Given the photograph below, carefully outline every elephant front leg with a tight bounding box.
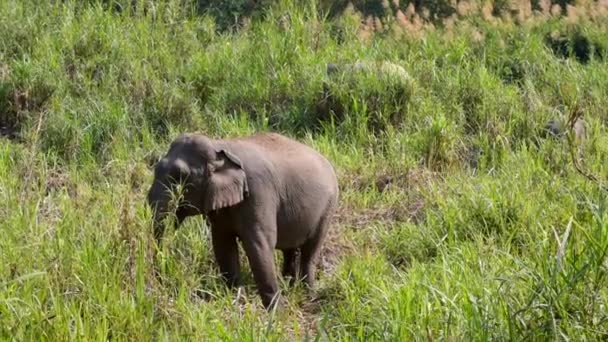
[241,233,280,310]
[211,227,241,288]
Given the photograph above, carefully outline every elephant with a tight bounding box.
[147,132,339,309]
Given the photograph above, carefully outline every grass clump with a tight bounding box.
[1,0,608,340]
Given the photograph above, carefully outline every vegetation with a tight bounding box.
[1,0,608,339]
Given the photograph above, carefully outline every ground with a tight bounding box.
[1,0,608,340]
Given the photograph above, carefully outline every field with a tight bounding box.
[1,0,608,340]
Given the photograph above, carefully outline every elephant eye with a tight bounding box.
[154,159,170,177]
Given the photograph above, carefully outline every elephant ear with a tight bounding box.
[204,149,249,212]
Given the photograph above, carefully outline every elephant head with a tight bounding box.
[146,134,249,243]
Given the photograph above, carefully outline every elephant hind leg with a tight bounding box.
[281,248,300,286]
[299,209,333,289]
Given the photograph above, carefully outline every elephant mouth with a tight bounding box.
[153,201,200,219]
[176,203,201,216]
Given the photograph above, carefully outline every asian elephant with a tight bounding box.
[147,132,339,309]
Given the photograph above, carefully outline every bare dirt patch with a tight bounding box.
[337,167,439,228]
[343,167,438,193]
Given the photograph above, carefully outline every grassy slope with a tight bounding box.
[1,0,608,340]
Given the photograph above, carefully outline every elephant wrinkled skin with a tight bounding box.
[147,132,339,309]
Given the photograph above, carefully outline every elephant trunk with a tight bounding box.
[147,181,170,244]
[148,180,190,245]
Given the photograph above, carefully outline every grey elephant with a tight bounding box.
[147,132,339,309]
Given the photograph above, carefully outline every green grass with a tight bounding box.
[1,0,608,340]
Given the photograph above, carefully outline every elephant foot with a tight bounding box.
[260,290,283,311]
[222,274,241,288]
